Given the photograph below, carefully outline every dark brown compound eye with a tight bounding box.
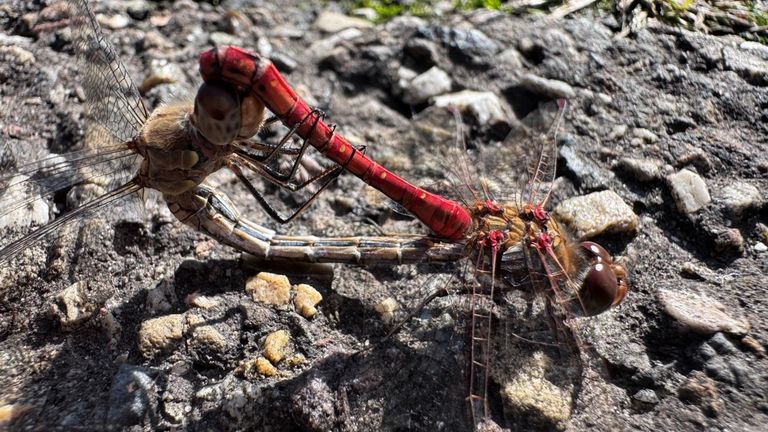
[576,241,629,316]
[194,82,241,146]
[579,260,620,316]
[581,241,613,263]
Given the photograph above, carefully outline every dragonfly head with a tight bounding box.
[572,241,628,316]
[193,81,265,145]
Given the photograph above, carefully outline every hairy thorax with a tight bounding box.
[131,102,234,196]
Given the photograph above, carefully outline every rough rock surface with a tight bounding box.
[1,1,767,432]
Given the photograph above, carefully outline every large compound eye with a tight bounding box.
[581,241,612,262]
[238,93,265,139]
[194,82,241,145]
[580,260,620,316]
[577,241,629,316]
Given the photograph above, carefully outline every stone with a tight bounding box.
[678,371,722,416]
[246,272,291,306]
[293,284,322,318]
[291,378,337,431]
[255,357,277,377]
[97,14,130,30]
[0,46,35,65]
[723,47,768,85]
[401,66,452,105]
[614,157,663,182]
[439,26,499,65]
[659,288,750,336]
[497,48,523,69]
[190,325,227,352]
[51,281,96,328]
[126,1,151,21]
[185,293,219,309]
[666,169,711,214]
[632,128,659,143]
[145,280,177,314]
[138,59,185,94]
[606,124,628,141]
[632,389,660,411]
[0,174,49,229]
[314,11,372,33]
[501,352,572,427]
[433,90,511,127]
[209,31,243,47]
[137,314,185,358]
[263,330,290,364]
[107,365,158,427]
[553,190,639,239]
[374,297,398,325]
[718,182,762,217]
[519,74,575,99]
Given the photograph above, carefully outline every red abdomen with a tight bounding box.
[200,46,471,240]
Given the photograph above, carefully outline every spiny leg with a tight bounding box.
[227,160,343,224]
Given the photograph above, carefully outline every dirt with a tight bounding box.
[1,1,767,431]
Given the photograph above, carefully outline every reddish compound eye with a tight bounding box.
[194,82,241,145]
[577,242,629,316]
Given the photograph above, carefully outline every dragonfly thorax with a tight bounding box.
[135,102,234,196]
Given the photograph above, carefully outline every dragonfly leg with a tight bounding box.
[227,160,343,224]
[237,107,354,188]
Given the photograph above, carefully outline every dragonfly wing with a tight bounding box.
[0,1,149,263]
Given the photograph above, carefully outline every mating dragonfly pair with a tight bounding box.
[0,0,629,430]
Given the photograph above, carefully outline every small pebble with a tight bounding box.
[51,281,95,328]
[432,90,511,127]
[137,314,185,358]
[519,74,575,99]
[255,357,278,377]
[712,228,744,254]
[286,354,306,367]
[659,289,750,336]
[190,325,227,352]
[614,157,662,182]
[107,365,157,425]
[755,242,768,253]
[97,14,130,30]
[263,330,290,364]
[270,52,298,73]
[314,11,372,33]
[666,169,711,214]
[632,128,659,143]
[497,47,523,69]
[185,293,219,309]
[606,124,628,141]
[0,46,36,65]
[718,182,762,217]
[293,284,322,318]
[126,0,151,21]
[501,352,572,427]
[553,190,639,239]
[0,174,49,229]
[678,371,722,416]
[374,297,399,325]
[401,66,452,105]
[246,272,292,306]
[632,389,660,411]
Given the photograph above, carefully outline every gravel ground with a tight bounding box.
[1,1,768,431]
